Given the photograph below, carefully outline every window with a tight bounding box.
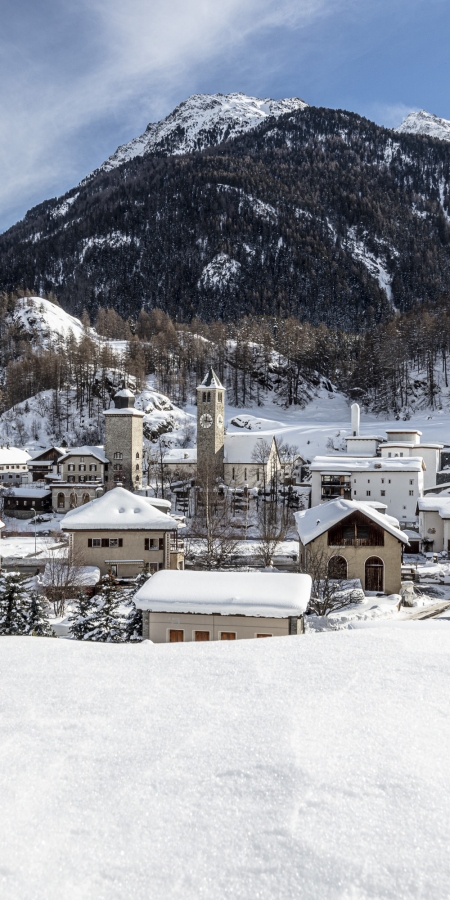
[202,392,206,402]
[82,493,90,505]
[400,452,403,457]
[381,490,386,496]
[328,556,347,579]
[353,490,356,495]
[79,464,86,471]
[114,474,122,482]
[136,464,139,471]
[367,479,370,483]
[79,457,84,462]
[207,391,211,402]
[232,467,235,480]
[57,493,65,509]
[218,392,222,402]
[244,468,247,481]
[403,506,407,510]
[108,538,123,548]
[79,476,86,483]
[145,538,158,550]
[381,478,385,484]
[366,490,371,496]
[113,464,122,471]
[89,464,97,472]
[93,538,101,547]
[169,630,184,642]
[388,452,391,458]
[114,452,123,460]
[409,490,414,496]
[388,479,391,484]
[195,632,210,641]
[256,634,272,638]
[256,469,260,482]
[409,479,413,485]
[68,475,75,483]
[159,538,164,550]
[354,479,356,483]
[136,452,140,459]
[68,464,75,471]
[220,633,236,640]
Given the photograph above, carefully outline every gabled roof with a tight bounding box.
[417,495,450,518]
[134,570,311,616]
[60,486,179,531]
[115,388,135,398]
[295,499,409,545]
[0,447,31,464]
[58,446,108,464]
[224,433,278,465]
[199,367,224,389]
[28,446,65,462]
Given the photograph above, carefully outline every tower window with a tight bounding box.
[136,452,140,459]
[136,464,139,471]
[114,452,123,460]
[207,391,211,402]
[202,392,206,402]
[218,392,222,402]
[232,467,235,480]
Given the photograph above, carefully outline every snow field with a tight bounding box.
[1,626,450,899]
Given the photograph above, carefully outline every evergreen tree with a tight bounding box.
[68,592,96,641]
[0,573,29,636]
[124,572,149,642]
[79,574,127,643]
[26,592,54,637]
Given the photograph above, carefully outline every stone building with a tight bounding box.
[196,370,225,479]
[104,389,144,491]
[295,498,409,594]
[61,486,184,577]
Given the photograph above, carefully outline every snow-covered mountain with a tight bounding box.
[396,109,450,142]
[85,92,308,180]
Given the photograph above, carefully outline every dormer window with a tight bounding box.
[80,457,85,462]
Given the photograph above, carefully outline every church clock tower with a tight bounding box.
[196,368,225,479]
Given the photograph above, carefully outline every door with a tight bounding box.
[169,630,184,642]
[365,557,384,591]
[220,632,236,640]
[194,631,210,641]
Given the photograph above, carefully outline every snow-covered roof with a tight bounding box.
[417,496,450,517]
[60,486,179,531]
[115,388,135,398]
[385,429,422,435]
[346,435,385,441]
[0,447,31,465]
[358,500,387,511]
[224,433,277,464]
[139,494,172,511]
[309,455,425,472]
[382,441,443,449]
[59,446,108,464]
[6,488,51,499]
[295,499,409,545]
[199,368,224,389]
[134,570,311,617]
[103,407,144,418]
[28,446,65,462]
[162,449,197,464]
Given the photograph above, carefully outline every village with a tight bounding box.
[1,367,450,642]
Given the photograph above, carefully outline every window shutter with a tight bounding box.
[159,537,164,550]
[118,538,123,548]
[88,539,92,547]
[101,538,109,548]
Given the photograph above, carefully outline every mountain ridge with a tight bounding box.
[396,109,450,142]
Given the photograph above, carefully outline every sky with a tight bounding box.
[0,0,449,233]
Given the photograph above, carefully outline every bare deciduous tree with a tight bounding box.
[301,544,362,616]
[187,474,240,570]
[44,544,87,617]
[254,501,287,567]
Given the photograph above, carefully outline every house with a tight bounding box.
[27,446,65,483]
[379,431,443,491]
[0,447,31,485]
[310,456,424,522]
[223,433,281,488]
[295,498,409,594]
[58,446,108,483]
[61,486,184,577]
[3,487,52,519]
[417,495,450,553]
[134,570,311,642]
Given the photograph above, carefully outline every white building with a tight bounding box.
[417,495,450,553]
[0,447,31,485]
[379,431,443,491]
[310,456,424,522]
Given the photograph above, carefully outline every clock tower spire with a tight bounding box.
[196,368,225,479]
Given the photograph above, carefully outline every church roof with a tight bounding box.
[199,367,224,389]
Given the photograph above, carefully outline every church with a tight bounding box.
[166,368,281,488]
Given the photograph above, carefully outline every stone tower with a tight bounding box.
[104,388,144,491]
[196,368,225,480]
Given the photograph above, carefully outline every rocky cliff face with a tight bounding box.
[396,109,450,142]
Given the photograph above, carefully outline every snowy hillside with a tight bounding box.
[85,92,308,179]
[396,109,450,142]
[10,296,87,347]
[1,626,450,898]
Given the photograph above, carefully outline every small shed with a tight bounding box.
[134,570,311,642]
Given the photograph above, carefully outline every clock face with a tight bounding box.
[200,413,213,429]
[217,414,224,427]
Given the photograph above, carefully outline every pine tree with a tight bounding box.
[81,575,127,643]
[124,572,148,642]
[26,592,54,637]
[0,573,29,636]
[68,592,96,641]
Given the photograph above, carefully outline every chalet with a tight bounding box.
[295,498,409,594]
[27,446,65,483]
[134,570,311,642]
[61,486,184,577]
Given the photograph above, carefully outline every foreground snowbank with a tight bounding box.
[1,626,449,898]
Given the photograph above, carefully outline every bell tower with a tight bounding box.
[196,368,225,480]
[104,388,144,491]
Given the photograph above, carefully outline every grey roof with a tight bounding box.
[199,367,224,389]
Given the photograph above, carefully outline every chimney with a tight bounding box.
[351,403,360,437]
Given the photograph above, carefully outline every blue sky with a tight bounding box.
[0,0,448,233]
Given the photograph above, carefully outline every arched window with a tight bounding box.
[69,492,77,509]
[365,556,384,592]
[328,556,347,580]
[136,464,139,471]
[136,452,140,459]
[57,492,65,510]
[82,493,90,505]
